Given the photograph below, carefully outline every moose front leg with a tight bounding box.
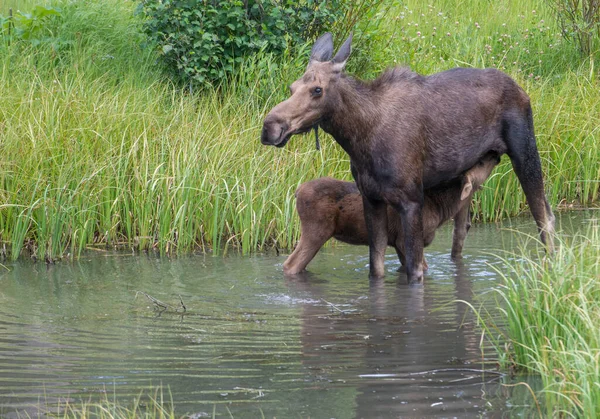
[362,196,388,279]
[395,246,429,272]
[394,197,425,283]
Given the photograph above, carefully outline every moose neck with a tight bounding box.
[320,76,378,157]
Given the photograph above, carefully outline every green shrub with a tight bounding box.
[545,0,600,56]
[137,0,344,87]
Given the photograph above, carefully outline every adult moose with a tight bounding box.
[261,33,555,283]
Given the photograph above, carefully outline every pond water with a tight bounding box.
[0,211,596,418]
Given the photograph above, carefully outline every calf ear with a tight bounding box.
[331,32,353,72]
[460,181,473,201]
[310,33,334,63]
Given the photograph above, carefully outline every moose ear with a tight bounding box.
[331,32,353,72]
[310,33,334,62]
[460,180,473,201]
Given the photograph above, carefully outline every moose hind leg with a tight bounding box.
[283,225,334,275]
[505,110,555,251]
[451,204,471,259]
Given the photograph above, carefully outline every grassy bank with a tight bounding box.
[479,222,600,417]
[0,0,598,261]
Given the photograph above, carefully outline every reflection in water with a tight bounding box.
[0,211,594,417]
[287,259,504,418]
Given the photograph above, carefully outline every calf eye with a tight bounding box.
[312,87,323,97]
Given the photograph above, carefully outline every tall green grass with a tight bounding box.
[0,0,598,260]
[0,0,351,260]
[0,48,343,259]
[478,223,600,417]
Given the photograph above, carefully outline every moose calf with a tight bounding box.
[283,153,499,275]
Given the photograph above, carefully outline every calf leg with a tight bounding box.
[451,204,471,259]
[363,197,388,279]
[283,225,334,275]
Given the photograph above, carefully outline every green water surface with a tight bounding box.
[0,211,596,418]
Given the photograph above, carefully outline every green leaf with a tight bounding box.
[32,5,61,19]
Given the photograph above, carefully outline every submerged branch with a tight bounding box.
[322,299,351,314]
[135,291,187,314]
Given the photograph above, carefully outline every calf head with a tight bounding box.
[460,153,501,200]
[261,33,353,147]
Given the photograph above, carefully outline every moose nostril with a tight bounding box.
[261,117,289,144]
[261,125,271,144]
[261,121,279,144]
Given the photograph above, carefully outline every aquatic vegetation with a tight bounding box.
[480,223,600,417]
[30,387,177,419]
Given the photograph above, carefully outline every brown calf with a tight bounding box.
[283,154,499,275]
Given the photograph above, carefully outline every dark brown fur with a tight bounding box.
[283,154,499,275]
[262,33,555,282]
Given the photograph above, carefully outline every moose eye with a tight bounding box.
[312,87,323,97]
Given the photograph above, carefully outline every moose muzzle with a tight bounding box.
[261,115,291,148]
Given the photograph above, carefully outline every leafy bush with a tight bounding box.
[137,0,344,87]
